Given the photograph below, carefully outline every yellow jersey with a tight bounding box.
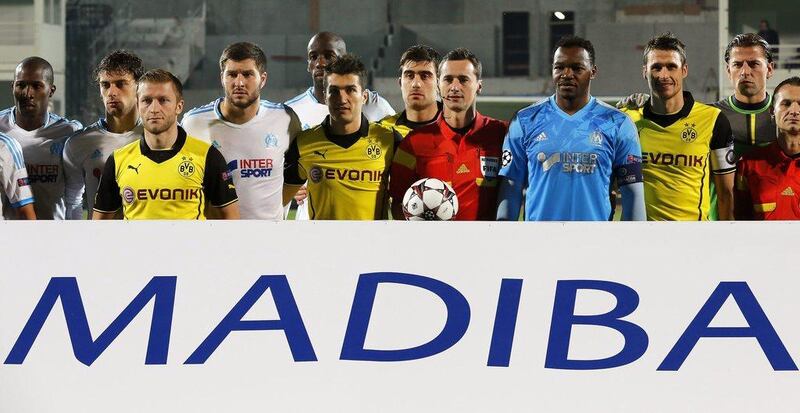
[284,115,400,220]
[623,92,735,220]
[94,127,237,219]
[377,103,442,137]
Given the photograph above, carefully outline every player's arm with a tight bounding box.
[389,131,416,220]
[613,117,646,221]
[710,113,737,220]
[733,161,754,220]
[92,153,122,219]
[0,139,36,220]
[203,146,239,220]
[496,114,527,221]
[62,135,86,220]
[282,136,306,206]
[615,93,650,110]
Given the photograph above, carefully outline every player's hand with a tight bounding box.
[294,185,308,205]
[616,93,650,110]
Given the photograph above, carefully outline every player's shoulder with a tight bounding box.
[295,122,325,145]
[183,99,219,120]
[368,119,398,141]
[690,99,723,118]
[284,88,314,106]
[259,99,287,111]
[514,97,551,120]
[47,113,83,133]
[113,136,141,157]
[0,131,23,155]
[593,99,637,126]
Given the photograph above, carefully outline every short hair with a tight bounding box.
[440,48,482,79]
[93,50,144,83]
[724,33,773,64]
[17,56,54,86]
[138,69,183,99]
[773,76,800,101]
[398,45,441,76]
[554,36,596,66]
[324,53,367,88]
[643,32,687,66]
[219,42,267,72]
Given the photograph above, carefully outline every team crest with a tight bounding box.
[264,134,278,148]
[365,138,382,160]
[588,130,603,146]
[681,123,698,143]
[178,156,195,178]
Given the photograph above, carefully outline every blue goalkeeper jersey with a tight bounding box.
[499,96,643,221]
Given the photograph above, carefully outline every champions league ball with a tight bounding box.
[401,178,459,221]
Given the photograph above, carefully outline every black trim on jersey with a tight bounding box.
[697,153,708,221]
[322,114,370,149]
[710,112,734,150]
[396,102,443,130]
[731,94,771,112]
[203,145,238,207]
[139,126,188,163]
[93,153,122,213]
[643,91,694,128]
[283,138,304,185]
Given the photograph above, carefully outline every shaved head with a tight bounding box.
[16,56,54,86]
[307,31,346,55]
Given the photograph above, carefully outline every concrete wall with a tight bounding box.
[587,22,719,103]
[730,0,800,37]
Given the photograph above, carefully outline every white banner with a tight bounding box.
[1,222,800,412]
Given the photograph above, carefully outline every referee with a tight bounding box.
[93,69,239,220]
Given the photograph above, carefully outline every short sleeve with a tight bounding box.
[612,115,644,186]
[710,113,736,174]
[202,145,238,207]
[283,137,305,185]
[498,113,528,183]
[62,135,86,219]
[0,138,33,208]
[93,153,122,213]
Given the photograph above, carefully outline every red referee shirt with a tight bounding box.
[390,111,508,220]
[735,141,800,220]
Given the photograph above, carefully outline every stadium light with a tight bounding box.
[554,11,566,20]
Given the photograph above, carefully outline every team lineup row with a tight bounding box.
[0,30,797,221]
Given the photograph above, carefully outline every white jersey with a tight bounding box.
[62,119,142,219]
[182,98,301,220]
[285,87,394,220]
[0,133,33,219]
[0,108,82,220]
[285,86,395,130]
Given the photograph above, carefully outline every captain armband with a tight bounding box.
[711,146,737,175]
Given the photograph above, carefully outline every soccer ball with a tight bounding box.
[401,178,459,221]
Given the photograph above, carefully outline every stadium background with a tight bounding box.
[0,0,797,126]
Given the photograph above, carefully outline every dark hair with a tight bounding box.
[219,42,267,72]
[643,32,687,66]
[17,56,54,86]
[773,76,800,101]
[398,45,441,76]
[440,48,482,79]
[94,50,144,83]
[724,33,773,64]
[324,53,367,88]
[138,69,183,99]
[554,35,596,65]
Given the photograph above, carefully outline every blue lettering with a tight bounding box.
[4,276,176,366]
[185,275,316,364]
[545,280,648,370]
[487,278,523,367]
[340,272,470,362]
[659,282,797,371]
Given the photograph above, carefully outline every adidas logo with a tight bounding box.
[534,132,548,142]
[782,187,796,196]
[456,164,470,174]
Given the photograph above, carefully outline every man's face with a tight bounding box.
[773,85,800,135]
[552,47,595,101]
[221,58,266,109]
[325,73,366,125]
[98,71,138,118]
[759,21,768,31]
[644,50,687,101]
[308,37,343,89]
[137,81,183,135]
[727,46,773,99]
[400,60,437,111]
[439,60,481,112]
[13,66,54,118]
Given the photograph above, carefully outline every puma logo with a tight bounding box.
[127,163,142,174]
[313,150,328,159]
